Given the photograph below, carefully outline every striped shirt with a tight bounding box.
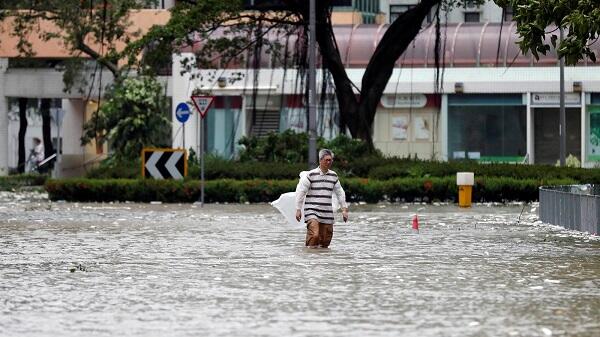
[295,167,348,224]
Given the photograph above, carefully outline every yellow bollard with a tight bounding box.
[456,172,474,208]
[458,185,472,207]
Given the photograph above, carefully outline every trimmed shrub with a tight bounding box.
[45,176,578,203]
[46,178,297,203]
[0,174,49,190]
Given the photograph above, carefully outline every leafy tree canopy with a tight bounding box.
[81,77,171,160]
[496,0,600,64]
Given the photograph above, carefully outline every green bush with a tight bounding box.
[237,131,382,165]
[45,176,577,203]
[188,155,306,180]
[46,178,298,203]
[85,144,600,184]
[0,174,48,190]
[85,157,141,179]
[238,130,322,163]
[369,159,600,183]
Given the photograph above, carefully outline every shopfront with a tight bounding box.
[531,93,582,165]
[204,96,243,159]
[447,94,527,162]
[587,93,600,164]
[373,94,440,158]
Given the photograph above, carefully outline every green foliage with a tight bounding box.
[238,130,322,163]
[188,154,306,180]
[45,176,577,203]
[237,131,381,165]
[495,0,600,64]
[324,134,381,168]
[88,143,600,183]
[2,0,160,85]
[81,77,171,161]
[46,178,297,203]
[85,156,141,179]
[369,158,600,183]
[0,174,48,190]
[126,0,250,73]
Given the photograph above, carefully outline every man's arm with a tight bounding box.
[333,181,349,222]
[295,175,310,221]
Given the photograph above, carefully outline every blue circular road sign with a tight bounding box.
[175,102,191,123]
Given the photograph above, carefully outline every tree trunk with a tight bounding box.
[40,98,54,172]
[358,0,440,133]
[305,0,440,150]
[17,98,28,173]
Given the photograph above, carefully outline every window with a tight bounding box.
[464,12,480,23]
[390,5,415,22]
[448,97,527,162]
[390,4,434,25]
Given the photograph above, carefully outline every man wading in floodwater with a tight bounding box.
[295,149,349,248]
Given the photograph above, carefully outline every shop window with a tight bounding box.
[390,5,415,22]
[588,106,600,161]
[390,4,433,25]
[464,12,480,23]
[448,105,527,162]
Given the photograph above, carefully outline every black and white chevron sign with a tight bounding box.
[142,149,187,179]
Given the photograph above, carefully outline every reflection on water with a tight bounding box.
[1,193,599,337]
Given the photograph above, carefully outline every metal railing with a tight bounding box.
[539,185,600,235]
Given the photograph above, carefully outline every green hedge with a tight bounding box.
[85,154,600,183]
[45,177,577,203]
[45,178,297,203]
[368,159,600,182]
[0,174,49,190]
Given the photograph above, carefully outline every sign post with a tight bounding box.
[191,95,214,207]
[51,108,65,178]
[175,102,192,150]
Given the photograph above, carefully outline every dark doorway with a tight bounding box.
[534,108,581,164]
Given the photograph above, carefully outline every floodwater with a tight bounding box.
[1,192,599,337]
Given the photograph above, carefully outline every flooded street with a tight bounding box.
[1,192,599,337]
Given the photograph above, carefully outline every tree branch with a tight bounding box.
[360,0,440,126]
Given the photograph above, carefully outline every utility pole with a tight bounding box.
[308,0,317,168]
[559,27,566,167]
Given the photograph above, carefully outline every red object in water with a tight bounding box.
[412,214,419,231]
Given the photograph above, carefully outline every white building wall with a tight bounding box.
[59,99,86,177]
[385,0,504,24]
[0,58,8,176]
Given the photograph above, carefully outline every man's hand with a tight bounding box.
[342,208,349,222]
[295,209,302,222]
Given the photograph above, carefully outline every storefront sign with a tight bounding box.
[531,93,581,106]
[381,94,427,108]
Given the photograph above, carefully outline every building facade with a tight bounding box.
[172,23,600,166]
[2,5,600,176]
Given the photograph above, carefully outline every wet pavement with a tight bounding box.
[1,191,599,337]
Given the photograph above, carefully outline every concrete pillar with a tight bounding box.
[0,58,8,176]
[60,99,85,177]
[440,94,448,161]
[526,92,534,164]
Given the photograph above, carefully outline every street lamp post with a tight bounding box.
[559,27,566,167]
[308,0,317,168]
